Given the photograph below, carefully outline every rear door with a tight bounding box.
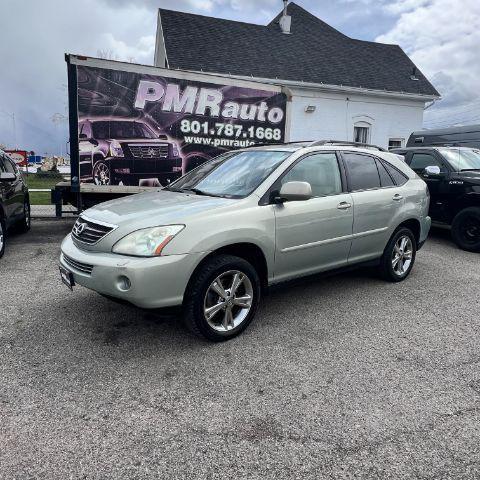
[341,152,404,263]
[273,151,354,282]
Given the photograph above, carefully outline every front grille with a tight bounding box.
[72,217,114,245]
[63,254,94,275]
[128,144,169,159]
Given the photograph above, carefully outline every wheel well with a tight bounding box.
[397,219,421,244]
[191,243,269,290]
[93,154,106,163]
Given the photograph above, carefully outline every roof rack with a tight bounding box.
[244,140,387,151]
[307,140,387,152]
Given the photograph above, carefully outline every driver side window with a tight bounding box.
[281,153,342,197]
[410,153,445,173]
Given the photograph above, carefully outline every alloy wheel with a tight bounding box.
[94,163,110,185]
[24,202,30,228]
[392,235,413,276]
[203,270,254,332]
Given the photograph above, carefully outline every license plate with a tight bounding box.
[59,265,74,290]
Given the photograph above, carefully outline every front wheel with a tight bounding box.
[93,160,112,186]
[379,227,417,282]
[183,254,261,341]
[451,207,480,252]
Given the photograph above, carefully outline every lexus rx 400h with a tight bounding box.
[60,143,431,341]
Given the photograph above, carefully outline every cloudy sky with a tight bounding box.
[0,0,478,155]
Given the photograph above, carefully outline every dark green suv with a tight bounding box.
[0,150,30,258]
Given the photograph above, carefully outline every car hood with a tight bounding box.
[110,138,168,144]
[82,190,238,229]
[457,170,480,183]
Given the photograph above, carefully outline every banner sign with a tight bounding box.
[75,65,287,187]
[5,150,28,167]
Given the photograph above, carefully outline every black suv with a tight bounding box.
[0,150,30,258]
[392,146,480,252]
[78,118,183,186]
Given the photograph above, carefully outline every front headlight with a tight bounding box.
[172,143,180,157]
[112,225,185,257]
[110,140,124,157]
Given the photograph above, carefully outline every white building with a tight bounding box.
[154,2,439,149]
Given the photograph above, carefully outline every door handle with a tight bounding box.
[337,201,352,210]
[393,194,403,201]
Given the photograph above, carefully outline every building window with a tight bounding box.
[354,126,370,144]
[388,138,404,150]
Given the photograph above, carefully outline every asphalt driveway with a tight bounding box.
[1,219,479,479]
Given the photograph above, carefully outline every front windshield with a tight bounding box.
[169,150,291,198]
[439,148,480,171]
[92,121,156,140]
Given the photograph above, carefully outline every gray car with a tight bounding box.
[60,143,431,341]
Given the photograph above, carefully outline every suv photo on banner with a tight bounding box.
[75,60,287,187]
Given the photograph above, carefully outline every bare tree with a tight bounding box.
[97,49,118,61]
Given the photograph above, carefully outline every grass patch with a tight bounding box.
[23,172,68,205]
[29,192,52,205]
[24,173,63,190]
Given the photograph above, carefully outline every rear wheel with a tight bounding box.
[379,227,417,282]
[183,254,261,341]
[451,207,480,252]
[0,217,5,259]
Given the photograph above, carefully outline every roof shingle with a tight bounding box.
[159,2,439,97]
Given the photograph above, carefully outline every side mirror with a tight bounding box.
[423,165,442,176]
[278,181,312,202]
[0,172,16,182]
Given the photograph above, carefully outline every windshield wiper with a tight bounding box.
[460,168,480,172]
[182,188,223,197]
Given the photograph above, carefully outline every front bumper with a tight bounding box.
[60,235,205,308]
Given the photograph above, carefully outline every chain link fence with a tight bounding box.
[26,170,77,219]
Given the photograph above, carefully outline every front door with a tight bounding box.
[273,152,354,282]
[407,150,450,222]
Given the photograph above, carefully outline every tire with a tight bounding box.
[0,216,6,259]
[451,207,480,252]
[16,199,31,233]
[183,254,261,342]
[379,227,417,282]
[93,160,112,186]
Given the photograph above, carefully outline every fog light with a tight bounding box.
[116,275,131,292]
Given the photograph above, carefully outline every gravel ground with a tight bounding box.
[1,220,479,479]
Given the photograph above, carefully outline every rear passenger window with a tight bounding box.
[383,162,408,186]
[343,153,380,191]
[376,160,394,187]
[3,157,16,174]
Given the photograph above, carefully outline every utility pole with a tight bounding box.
[0,110,17,148]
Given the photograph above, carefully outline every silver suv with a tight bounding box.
[60,142,431,341]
